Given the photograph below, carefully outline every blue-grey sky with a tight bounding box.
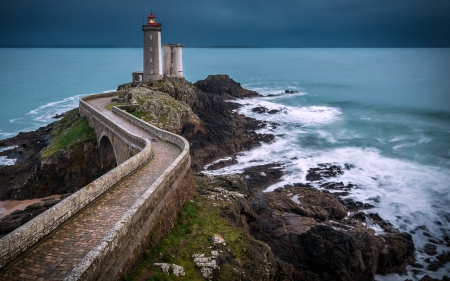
[1,0,449,47]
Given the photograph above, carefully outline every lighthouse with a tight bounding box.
[142,13,163,81]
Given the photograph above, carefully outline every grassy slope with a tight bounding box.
[41,110,96,158]
[124,182,255,281]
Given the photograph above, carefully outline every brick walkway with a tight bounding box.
[0,96,181,281]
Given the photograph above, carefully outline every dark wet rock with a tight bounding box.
[306,164,344,181]
[225,101,242,110]
[252,106,269,114]
[367,196,381,203]
[320,181,356,192]
[193,74,261,99]
[406,276,450,281]
[252,106,284,115]
[267,109,281,114]
[367,213,400,233]
[423,243,437,256]
[295,225,377,281]
[428,238,441,245]
[267,185,347,221]
[266,90,299,97]
[344,163,356,170]
[257,133,275,143]
[241,164,284,191]
[257,121,279,130]
[341,198,375,211]
[426,251,450,271]
[332,191,351,196]
[320,181,346,190]
[207,157,238,170]
[411,262,425,268]
[221,197,257,231]
[376,232,415,274]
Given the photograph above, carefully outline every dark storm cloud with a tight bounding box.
[0,0,449,47]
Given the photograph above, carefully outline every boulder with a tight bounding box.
[194,74,261,99]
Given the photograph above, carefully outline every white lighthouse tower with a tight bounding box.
[142,13,163,81]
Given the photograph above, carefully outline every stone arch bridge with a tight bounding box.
[0,91,195,281]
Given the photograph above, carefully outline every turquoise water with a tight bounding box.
[0,48,449,279]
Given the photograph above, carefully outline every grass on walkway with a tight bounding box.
[106,102,127,111]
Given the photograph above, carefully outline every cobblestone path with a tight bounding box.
[0,96,181,281]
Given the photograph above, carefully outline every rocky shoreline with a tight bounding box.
[0,75,449,280]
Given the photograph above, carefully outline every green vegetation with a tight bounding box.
[158,114,168,124]
[106,102,127,111]
[131,111,147,120]
[41,110,96,159]
[123,184,250,281]
[154,81,165,89]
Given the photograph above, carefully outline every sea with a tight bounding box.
[0,48,449,280]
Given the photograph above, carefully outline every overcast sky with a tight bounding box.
[1,0,449,47]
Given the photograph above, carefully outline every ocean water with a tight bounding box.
[1,48,450,279]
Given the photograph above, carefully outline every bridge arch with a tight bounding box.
[98,134,117,170]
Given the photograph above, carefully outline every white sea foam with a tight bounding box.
[0,146,17,166]
[291,194,302,204]
[234,98,342,127]
[26,93,86,122]
[203,156,233,170]
[0,146,17,153]
[244,85,307,97]
[0,156,16,166]
[2,90,115,139]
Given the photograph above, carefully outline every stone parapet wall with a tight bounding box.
[79,92,147,164]
[0,92,152,270]
[112,106,187,149]
[65,105,193,280]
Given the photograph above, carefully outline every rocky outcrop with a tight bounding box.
[117,76,274,171]
[116,87,204,135]
[193,74,261,99]
[198,163,416,281]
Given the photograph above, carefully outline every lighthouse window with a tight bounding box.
[150,58,153,63]
[150,35,152,40]
[150,47,153,51]
[151,70,153,74]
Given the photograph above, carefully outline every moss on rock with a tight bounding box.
[117,86,204,135]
